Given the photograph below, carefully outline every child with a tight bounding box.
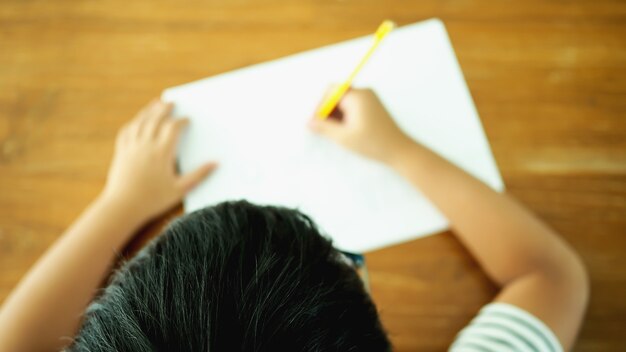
[0,91,588,351]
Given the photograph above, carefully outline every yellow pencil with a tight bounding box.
[316,20,396,119]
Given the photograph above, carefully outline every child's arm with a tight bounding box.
[310,88,589,350]
[0,100,216,352]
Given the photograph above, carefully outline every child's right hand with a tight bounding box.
[309,88,413,165]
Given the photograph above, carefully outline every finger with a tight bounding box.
[119,116,142,145]
[135,98,160,123]
[337,88,363,108]
[334,88,370,121]
[308,116,343,139]
[160,117,189,147]
[115,123,131,148]
[127,99,159,137]
[136,99,165,136]
[176,162,218,194]
[144,102,173,138]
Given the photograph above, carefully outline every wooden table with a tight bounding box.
[1,1,624,350]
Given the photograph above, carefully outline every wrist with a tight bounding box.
[95,192,150,228]
[384,135,420,169]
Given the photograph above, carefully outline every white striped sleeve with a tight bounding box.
[449,303,563,352]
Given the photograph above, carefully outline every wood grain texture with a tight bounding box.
[1,0,625,350]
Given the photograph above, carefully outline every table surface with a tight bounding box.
[1,0,625,350]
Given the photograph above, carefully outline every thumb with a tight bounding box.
[177,162,218,194]
[308,116,344,140]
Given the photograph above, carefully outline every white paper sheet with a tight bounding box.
[162,18,504,253]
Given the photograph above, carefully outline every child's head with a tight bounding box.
[68,200,390,351]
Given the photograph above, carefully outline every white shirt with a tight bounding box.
[449,303,563,352]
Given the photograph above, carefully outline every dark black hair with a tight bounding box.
[67,200,391,351]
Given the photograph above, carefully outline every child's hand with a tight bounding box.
[101,99,217,222]
[309,88,413,164]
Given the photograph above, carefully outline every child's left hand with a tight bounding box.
[101,99,217,222]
